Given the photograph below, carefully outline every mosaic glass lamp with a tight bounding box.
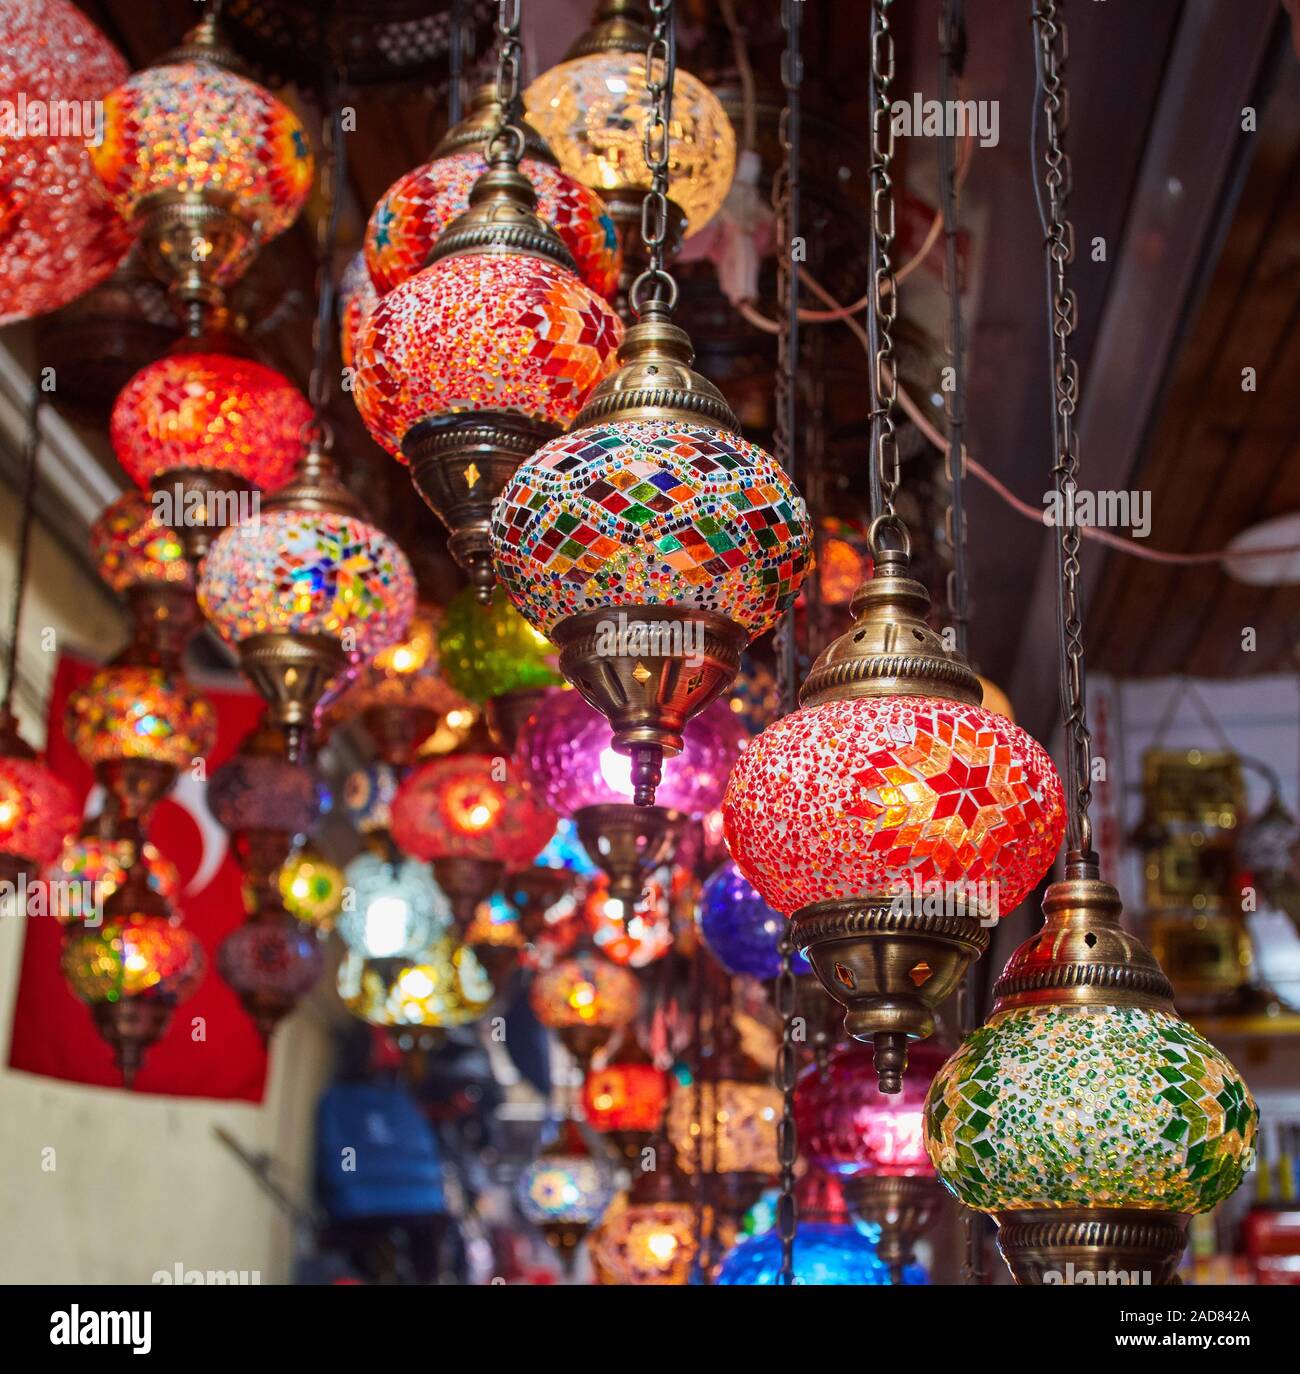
[523,0,735,307]
[530,948,640,1069]
[723,547,1065,1091]
[45,831,180,919]
[90,490,195,654]
[89,13,312,310]
[516,1117,616,1269]
[110,346,312,562]
[337,935,494,1030]
[0,711,79,889]
[923,868,1258,1285]
[391,751,556,927]
[587,1170,701,1286]
[198,437,416,760]
[584,869,674,968]
[365,83,620,301]
[352,134,622,598]
[338,847,452,961]
[324,605,469,766]
[280,846,345,929]
[218,910,324,1041]
[698,859,811,982]
[490,298,810,810]
[796,1039,947,1281]
[581,1037,668,1163]
[338,251,378,371]
[339,762,403,836]
[714,1222,892,1287]
[61,862,205,1086]
[0,0,132,325]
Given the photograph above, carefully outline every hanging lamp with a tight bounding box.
[516,1116,616,1270]
[530,945,641,1070]
[721,0,1063,1092]
[492,0,809,808]
[922,0,1257,1286]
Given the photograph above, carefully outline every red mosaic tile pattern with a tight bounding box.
[111,352,312,491]
[0,0,132,323]
[365,150,621,300]
[722,695,1065,916]
[490,420,811,636]
[0,756,78,867]
[353,252,621,458]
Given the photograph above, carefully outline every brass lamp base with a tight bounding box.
[95,758,177,826]
[138,191,257,311]
[844,1173,945,1283]
[404,412,559,602]
[91,999,174,1089]
[152,467,252,565]
[554,607,747,806]
[574,802,681,906]
[557,1022,615,1070]
[433,855,505,930]
[791,895,990,1093]
[510,866,573,941]
[994,1208,1190,1286]
[124,582,198,667]
[539,1220,589,1272]
[237,632,350,762]
[360,702,441,768]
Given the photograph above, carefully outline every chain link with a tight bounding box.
[867,0,905,555]
[1033,0,1095,862]
[494,0,522,124]
[304,75,345,448]
[629,0,678,316]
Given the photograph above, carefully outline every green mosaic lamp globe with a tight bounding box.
[923,867,1257,1286]
[436,584,563,707]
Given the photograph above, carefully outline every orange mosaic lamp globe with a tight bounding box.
[582,1039,668,1160]
[88,13,312,303]
[722,548,1066,1091]
[0,747,79,887]
[531,949,640,1069]
[0,0,133,325]
[352,136,622,597]
[90,491,192,594]
[65,667,217,774]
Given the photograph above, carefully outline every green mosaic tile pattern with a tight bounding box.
[923,1004,1257,1214]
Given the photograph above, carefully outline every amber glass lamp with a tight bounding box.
[530,947,641,1070]
[581,1034,668,1162]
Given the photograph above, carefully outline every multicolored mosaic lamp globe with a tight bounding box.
[207,749,321,841]
[338,848,452,960]
[339,762,402,836]
[91,490,191,594]
[723,548,1065,1091]
[337,935,494,1030]
[666,1070,780,1186]
[531,948,641,1069]
[0,718,79,888]
[365,83,620,301]
[0,0,132,325]
[714,1222,892,1287]
[923,867,1258,1285]
[218,910,324,1041]
[587,1176,701,1286]
[324,605,468,766]
[352,135,622,597]
[698,860,811,981]
[61,858,205,1086]
[45,832,180,919]
[198,438,416,759]
[279,846,345,929]
[391,751,556,927]
[111,347,314,562]
[524,0,735,302]
[795,1039,947,1280]
[490,298,810,808]
[88,13,312,308]
[516,1118,616,1269]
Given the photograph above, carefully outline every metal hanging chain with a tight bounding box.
[1,385,41,718]
[938,0,985,1287]
[773,0,802,721]
[494,0,524,139]
[305,73,347,450]
[1032,0,1095,864]
[449,0,465,126]
[866,0,906,557]
[630,0,679,317]
[775,937,799,1285]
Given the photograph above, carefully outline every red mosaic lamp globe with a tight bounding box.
[581,1037,668,1162]
[490,300,810,809]
[584,869,674,968]
[110,345,313,563]
[0,713,79,889]
[391,750,557,929]
[365,83,619,302]
[88,13,312,309]
[338,251,378,372]
[197,438,416,760]
[352,136,622,597]
[0,0,133,324]
[722,548,1065,1092]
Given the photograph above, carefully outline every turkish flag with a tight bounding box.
[6,655,270,1100]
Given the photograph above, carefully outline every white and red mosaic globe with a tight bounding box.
[0,0,133,323]
[491,419,811,637]
[723,695,1066,917]
[352,252,622,458]
[365,150,620,300]
[111,352,312,492]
